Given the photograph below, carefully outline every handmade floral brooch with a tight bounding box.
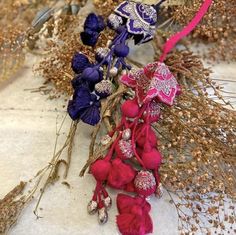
[67,0,166,126]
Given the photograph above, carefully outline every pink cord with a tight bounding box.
[159,0,212,62]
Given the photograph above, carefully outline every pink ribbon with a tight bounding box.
[160,0,212,62]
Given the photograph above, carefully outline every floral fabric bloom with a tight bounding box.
[80,13,105,47]
[120,62,181,106]
[113,1,158,44]
[67,86,101,125]
[71,52,92,74]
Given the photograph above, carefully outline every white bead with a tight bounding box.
[122,128,131,140]
[103,196,112,209]
[110,67,118,77]
[106,40,112,48]
[100,135,112,145]
[121,69,127,75]
[87,200,98,215]
[98,207,108,224]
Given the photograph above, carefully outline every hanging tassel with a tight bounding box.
[107,158,136,189]
[116,194,153,235]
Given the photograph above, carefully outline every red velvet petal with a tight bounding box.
[117,213,145,235]
[144,213,153,234]
[117,194,137,214]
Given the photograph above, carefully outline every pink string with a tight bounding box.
[159,0,212,62]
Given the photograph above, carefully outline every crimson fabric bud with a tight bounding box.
[117,194,137,213]
[80,29,99,47]
[90,159,111,181]
[136,125,157,147]
[107,158,135,189]
[114,43,129,57]
[71,52,91,74]
[141,148,162,170]
[124,180,136,193]
[117,194,151,215]
[134,171,156,197]
[121,99,140,118]
[81,67,100,83]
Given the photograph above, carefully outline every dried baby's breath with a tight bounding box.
[0,182,26,234]
[170,0,236,61]
[152,39,236,233]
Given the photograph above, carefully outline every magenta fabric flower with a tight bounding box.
[120,62,181,106]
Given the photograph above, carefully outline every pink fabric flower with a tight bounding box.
[120,62,181,106]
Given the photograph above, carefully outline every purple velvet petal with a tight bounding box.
[114,43,129,57]
[71,75,84,89]
[71,53,91,74]
[80,29,99,47]
[67,100,80,120]
[68,87,93,120]
[80,103,101,126]
[84,13,105,33]
[81,67,100,83]
[73,86,91,103]
[97,15,105,32]
[84,13,99,31]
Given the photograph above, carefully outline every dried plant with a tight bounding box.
[0,182,26,235]
[151,38,236,233]
[35,4,113,95]
[0,0,59,82]
[169,0,236,61]
[93,0,123,17]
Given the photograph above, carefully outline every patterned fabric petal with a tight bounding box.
[144,63,179,105]
[121,62,179,106]
[114,1,157,44]
[120,74,137,88]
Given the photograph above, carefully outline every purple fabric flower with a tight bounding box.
[71,75,94,91]
[81,13,105,47]
[84,13,105,33]
[81,67,100,83]
[80,94,101,125]
[71,52,92,74]
[71,75,84,90]
[80,29,100,47]
[67,86,101,125]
